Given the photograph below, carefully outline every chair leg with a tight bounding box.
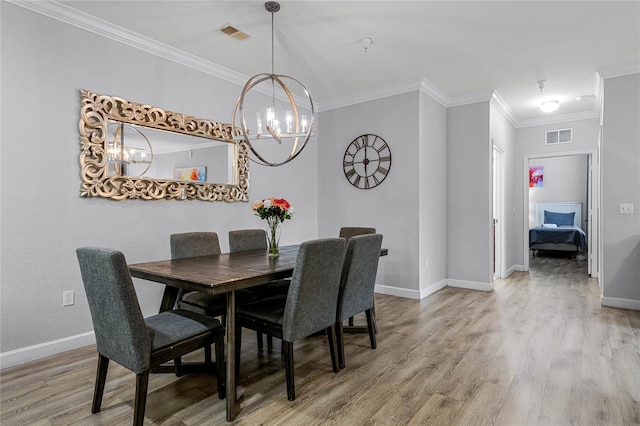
[204,345,212,366]
[365,309,377,349]
[92,354,109,414]
[215,334,226,399]
[283,341,295,401]
[257,332,264,351]
[326,326,339,373]
[335,321,346,369]
[267,334,274,351]
[174,357,183,377]
[372,301,378,333]
[134,370,150,426]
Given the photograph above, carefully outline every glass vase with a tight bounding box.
[267,219,281,258]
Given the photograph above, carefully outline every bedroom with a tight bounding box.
[528,154,591,267]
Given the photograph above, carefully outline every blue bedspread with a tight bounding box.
[529,225,587,251]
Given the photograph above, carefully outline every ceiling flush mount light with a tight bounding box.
[540,100,560,113]
[232,1,315,167]
[538,80,560,113]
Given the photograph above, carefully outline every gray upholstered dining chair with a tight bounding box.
[235,238,346,401]
[338,226,376,241]
[228,228,267,252]
[229,229,291,299]
[170,232,230,375]
[76,247,225,426]
[338,226,377,326]
[172,232,227,318]
[335,234,383,369]
[228,228,288,351]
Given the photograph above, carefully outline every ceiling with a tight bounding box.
[53,1,640,126]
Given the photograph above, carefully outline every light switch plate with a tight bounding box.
[619,203,634,214]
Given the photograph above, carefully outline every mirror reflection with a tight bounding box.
[106,121,233,184]
[79,89,249,202]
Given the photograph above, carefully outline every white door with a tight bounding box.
[493,144,505,279]
[587,153,599,278]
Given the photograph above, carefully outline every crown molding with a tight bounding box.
[10,0,613,126]
[516,110,599,128]
[490,91,518,128]
[8,0,248,88]
[597,62,640,79]
[419,79,450,108]
[448,91,495,108]
[318,80,423,112]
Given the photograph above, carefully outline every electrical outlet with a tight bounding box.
[620,203,635,215]
[63,290,75,307]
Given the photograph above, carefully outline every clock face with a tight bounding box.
[343,134,392,189]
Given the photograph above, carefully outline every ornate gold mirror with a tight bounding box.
[78,89,249,201]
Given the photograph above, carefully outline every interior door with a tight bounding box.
[587,153,599,278]
[493,144,504,279]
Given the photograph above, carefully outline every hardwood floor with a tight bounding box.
[2,254,639,425]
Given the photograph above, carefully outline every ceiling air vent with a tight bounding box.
[546,128,573,145]
[219,24,252,41]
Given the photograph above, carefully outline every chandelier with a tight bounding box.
[232,1,315,167]
[106,122,153,176]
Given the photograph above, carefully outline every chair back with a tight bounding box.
[338,227,376,241]
[76,247,151,373]
[170,232,220,259]
[229,229,267,252]
[337,234,384,321]
[282,238,346,341]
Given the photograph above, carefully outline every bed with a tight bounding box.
[529,202,587,255]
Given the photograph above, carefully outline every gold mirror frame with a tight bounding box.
[78,89,249,201]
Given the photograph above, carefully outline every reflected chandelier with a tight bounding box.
[232,1,315,167]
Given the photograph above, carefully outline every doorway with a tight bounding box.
[523,150,599,278]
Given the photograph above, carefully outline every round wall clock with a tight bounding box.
[343,134,392,189]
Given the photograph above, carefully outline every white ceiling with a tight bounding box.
[52,1,640,125]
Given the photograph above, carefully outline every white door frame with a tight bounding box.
[493,142,505,279]
[523,148,599,278]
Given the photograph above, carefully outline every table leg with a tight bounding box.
[226,290,239,421]
[159,286,179,313]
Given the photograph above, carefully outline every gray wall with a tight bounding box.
[318,92,423,298]
[317,90,448,298]
[419,91,448,294]
[514,118,600,266]
[601,73,640,306]
[0,3,319,365]
[447,102,493,289]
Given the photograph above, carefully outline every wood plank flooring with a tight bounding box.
[2,253,639,425]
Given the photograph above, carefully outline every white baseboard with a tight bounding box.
[506,264,525,276]
[420,279,447,299]
[0,331,95,370]
[447,279,493,292]
[601,296,640,311]
[375,284,422,299]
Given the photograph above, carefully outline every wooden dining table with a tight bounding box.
[129,245,300,421]
[129,243,388,421]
